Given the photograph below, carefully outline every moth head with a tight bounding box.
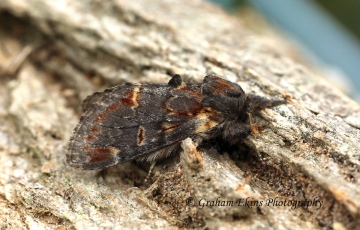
[201,75,246,114]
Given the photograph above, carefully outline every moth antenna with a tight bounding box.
[245,93,286,114]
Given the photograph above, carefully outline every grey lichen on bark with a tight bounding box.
[0,0,359,229]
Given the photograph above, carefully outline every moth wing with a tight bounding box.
[67,82,222,170]
[81,91,106,113]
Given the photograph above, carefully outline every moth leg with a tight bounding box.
[222,121,252,144]
[145,162,156,182]
[189,135,202,146]
[190,127,222,145]
[248,112,259,135]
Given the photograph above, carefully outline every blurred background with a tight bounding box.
[208,0,360,102]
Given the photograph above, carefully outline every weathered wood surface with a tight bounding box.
[0,0,359,229]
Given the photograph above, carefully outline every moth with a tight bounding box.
[67,75,286,170]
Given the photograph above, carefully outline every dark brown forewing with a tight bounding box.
[67,82,222,170]
[81,91,109,112]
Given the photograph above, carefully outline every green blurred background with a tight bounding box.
[313,0,360,41]
[209,0,360,101]
[212,0,360,41]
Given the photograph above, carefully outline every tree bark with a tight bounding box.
[0,0,359,229]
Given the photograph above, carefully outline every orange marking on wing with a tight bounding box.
[89,155,112,163]
[86,147,119,163]
[195,120,218,133]
[194,107,221,133]
[86,135,96,141]
[137,126,145,145]
[91,125,100,133]
[84,145,119,155]
[121,98,133,107]
[162,124,179,133]
[106,102,122,112]
[94,112,107,122]
[91,147,119,154]
[121,87,140,108]
[211,78,238,94]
